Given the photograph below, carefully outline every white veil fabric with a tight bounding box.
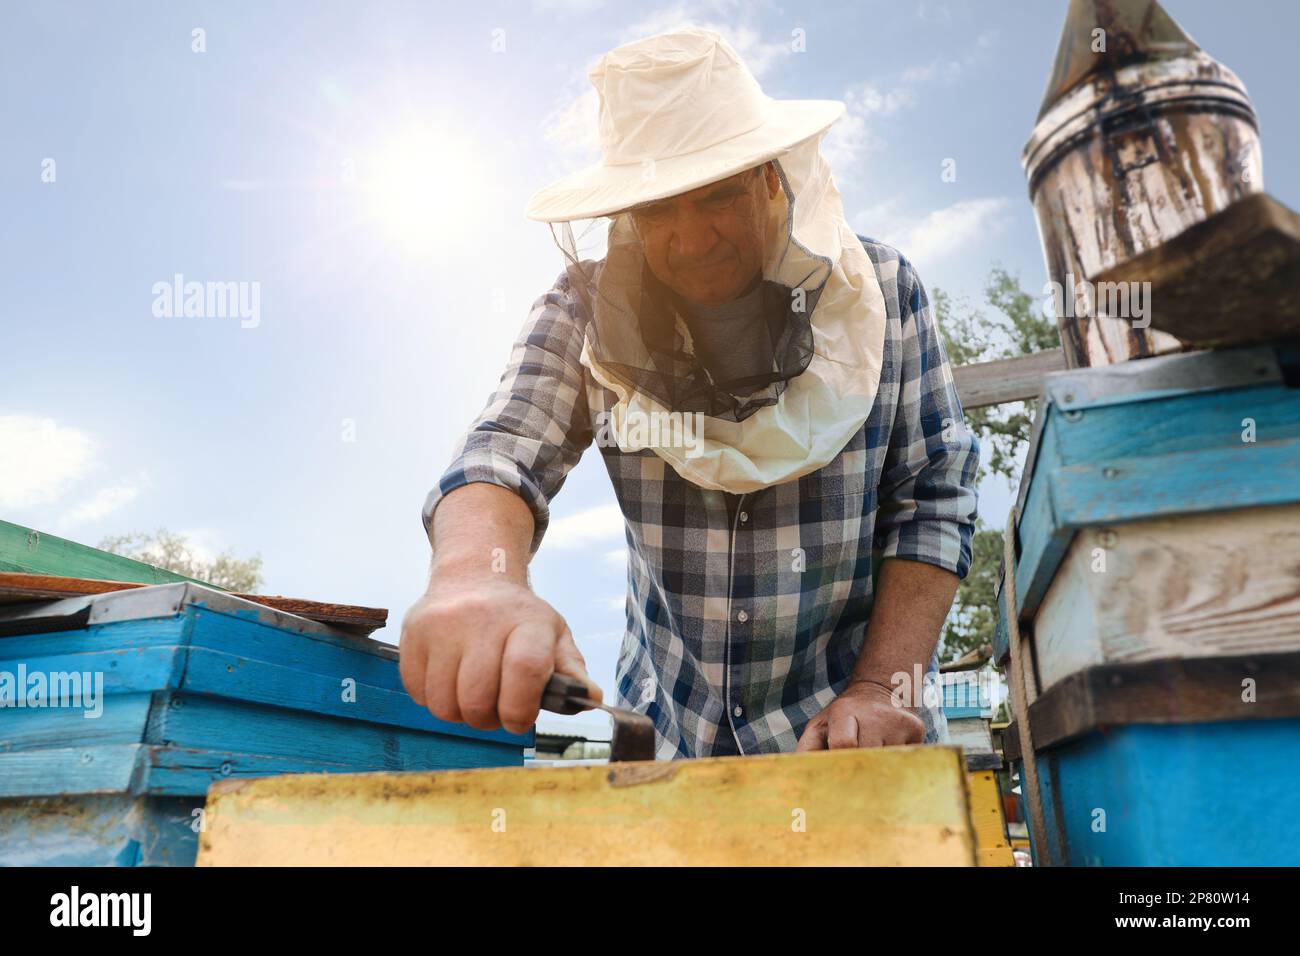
[554,130,887,494]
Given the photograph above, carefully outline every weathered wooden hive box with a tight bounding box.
[938,670,1011,866]
[0,584,530,866]
[995,341,1300,865]
[195,746,979,866]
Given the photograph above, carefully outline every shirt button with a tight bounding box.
[739,511,749,523]
[733,705,744,718]
[736,609,748,623]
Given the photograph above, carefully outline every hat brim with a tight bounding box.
[524,99,846,223]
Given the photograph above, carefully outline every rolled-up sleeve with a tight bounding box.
[872,255,980,578]
[422,270,593,557]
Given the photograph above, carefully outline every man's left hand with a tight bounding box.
[795,679,925,751]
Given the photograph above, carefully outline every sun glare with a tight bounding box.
[360,128,484,253]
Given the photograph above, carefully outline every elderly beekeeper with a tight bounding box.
[400,27,980,758]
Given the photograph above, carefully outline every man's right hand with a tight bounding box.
[399,573,601,736]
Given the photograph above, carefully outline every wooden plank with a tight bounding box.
[228,596,386,635]
[993,577,1010,666]
[0,572,387,636]
[184,605,403,680]
[197,747,978,866]
[1031,537,1102,690]
[1004,650,1300,759]
[179,648,529,745]
[0,742,392,799]
[1049,437,1300,526]
[153,693,524,773]
[1002,720,1021,764]
[953,349,1066,410]
[1032,652,1300,751]
[0,521,214,587]
[0,646,184,698]
[1006,352,1299,625]
[1034,505,1300,692]
[1089,193,1300,349]
[1010,381,1300,621]
[1,633,525,749]
[1008,447,1073,622]
[966,770,1013,867]
[0,596,529,752]
[0,743,141,797]
[0,678,523,771]
[0,618,185,663]
[948,716,1001,771]
[143,746,393,796]
[1044,380,1300,461]
[0,692,153,753]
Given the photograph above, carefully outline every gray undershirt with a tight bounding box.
[682,282,774,392]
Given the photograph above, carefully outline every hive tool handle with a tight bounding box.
[539,672,655,762]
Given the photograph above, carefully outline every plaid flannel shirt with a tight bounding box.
[423,237,980,758]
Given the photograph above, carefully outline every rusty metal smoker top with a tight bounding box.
[1022,0,1263,368]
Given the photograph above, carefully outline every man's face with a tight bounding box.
[627,162,781,307]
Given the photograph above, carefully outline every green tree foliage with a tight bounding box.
[932,267,1058,662]
[98,529,264,593]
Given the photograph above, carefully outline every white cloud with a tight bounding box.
[821,81,915,174]
[823,34,997,179]
[621,3,790,78]
[899,61,963,85]
[851,197,907,239]
[542,87,602,160]
[174,527,228,566]
[915,2,953,22]
[0,414,95,509]
[57,479,143,530]
[878,198,1012,267]
[544,503,625,549]
[819,113,868,176]
[845,82,915,118]
[603,547,627,569]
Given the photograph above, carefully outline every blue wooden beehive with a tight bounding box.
[996,341,1300,866]
[0,583,530,865]
[941,671,996,720]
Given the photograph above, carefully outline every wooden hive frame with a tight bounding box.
[196,747,981,867]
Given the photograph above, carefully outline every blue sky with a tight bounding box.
[4,1,1298,736]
